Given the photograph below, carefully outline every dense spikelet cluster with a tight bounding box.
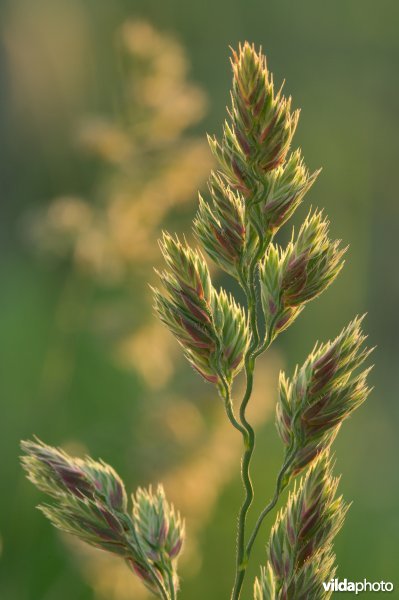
[128,485,185,594]
[260,211,346,337]
[254,453,347,599]
[153,233,250,385]
[21,440,184,599]
[276,318,372,476]
[198,43,320,284]
[194,173,246,278]
[248,150,319,235]
[21,439,127,510]
[209,42,299,196]
[133,485,185,562]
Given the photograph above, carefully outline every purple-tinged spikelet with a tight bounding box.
[254,453,346,599]
[21,440,184,599]
[153,233,250,386]
[194,172,246,279]
[210,43,299,191]
[260,210,346,339]
[276,317,373,477]
[132,484,185,565]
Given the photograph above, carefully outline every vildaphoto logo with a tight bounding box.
[323,579,394,594]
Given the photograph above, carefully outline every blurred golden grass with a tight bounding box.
[25,17,210,283]
[24,18,212,395]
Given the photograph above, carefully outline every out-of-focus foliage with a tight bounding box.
[24,17,213,390]
[27,18,210,283]
[1,1,399,599]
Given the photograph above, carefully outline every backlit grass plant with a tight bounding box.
[22,42,372,599]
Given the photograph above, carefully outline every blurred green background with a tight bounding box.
[1,1,399,598]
